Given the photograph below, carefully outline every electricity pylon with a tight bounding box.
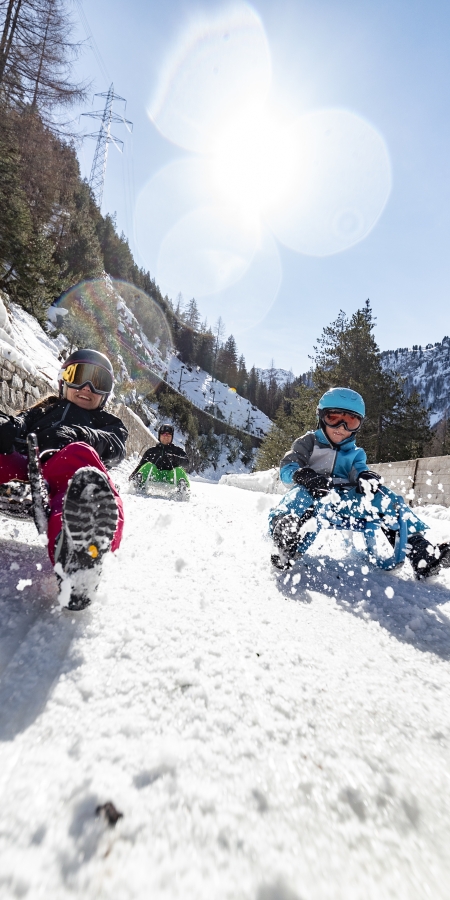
[82,84,132,209]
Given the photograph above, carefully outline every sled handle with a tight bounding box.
[27,433,50,534]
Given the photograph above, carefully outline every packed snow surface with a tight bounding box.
[1,474,450,898]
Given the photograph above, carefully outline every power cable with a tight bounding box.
[73,0,110,85]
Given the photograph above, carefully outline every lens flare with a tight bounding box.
[209,105,299,218]
[267,109,392,256]
[157,206,260,298]
[55,279,172,392]
[148,3,271,153]
[141,7,392,324]
[196,227,282,335]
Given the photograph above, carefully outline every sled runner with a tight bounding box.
[270,479,414,573]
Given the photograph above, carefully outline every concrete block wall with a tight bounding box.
[373,457,450,507]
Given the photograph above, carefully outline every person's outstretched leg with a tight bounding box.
[42,442,124,565]
[269,486,317,570]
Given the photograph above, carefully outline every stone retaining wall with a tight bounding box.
[111,403,157,458]
[0,357,55,414]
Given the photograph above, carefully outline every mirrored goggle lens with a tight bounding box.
[160,427,173,435]
[62,363,113,394]
[323,410,362,430]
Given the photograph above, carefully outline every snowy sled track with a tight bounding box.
[1,481,450,898]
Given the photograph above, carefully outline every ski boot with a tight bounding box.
[408,533,450,579]
[55,467,118,610]
[271,512,305,571]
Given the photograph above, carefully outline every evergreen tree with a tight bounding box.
[195,328,215,373]
[387,388,431,460]
[236,354,248,396]
[96,215,134,282]
[184,297,200,330]
[217,334,238,386]
[256,384,319,470]
[311,299,430,462]
[247,366,259,405]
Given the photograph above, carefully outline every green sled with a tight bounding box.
[136,462,190,500]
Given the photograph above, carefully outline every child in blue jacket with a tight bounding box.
[269,387,450,577]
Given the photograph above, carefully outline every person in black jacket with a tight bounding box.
[129,423,189,484]
[0,349,128,610]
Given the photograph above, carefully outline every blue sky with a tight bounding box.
[73,0,450,374]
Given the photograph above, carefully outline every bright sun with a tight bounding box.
[208,104,299,220]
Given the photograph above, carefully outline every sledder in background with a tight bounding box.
[269,387,450,578]
[129,423,190,500]
[0,349,127,610]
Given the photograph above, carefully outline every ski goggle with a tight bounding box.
[159,427,173,436]
[322,409,363,432]
[61,363,113,395]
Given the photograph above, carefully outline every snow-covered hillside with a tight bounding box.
[381,337,450,425]
[257,367,294,389]
[1,470,450,898]
[1,297,63,389]
[166,356,272,438]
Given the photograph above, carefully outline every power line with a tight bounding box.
[73,0,110,84]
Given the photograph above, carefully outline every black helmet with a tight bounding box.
[59,349,114,408]
[158,423,174,440]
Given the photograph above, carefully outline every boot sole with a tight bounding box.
[61,467,118,575]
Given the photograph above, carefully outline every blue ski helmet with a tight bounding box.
[317,387,365,419]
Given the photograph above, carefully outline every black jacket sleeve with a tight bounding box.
[1,401,128,468]
[84,412,128,467]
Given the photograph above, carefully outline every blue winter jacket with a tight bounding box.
[280,428,368,486]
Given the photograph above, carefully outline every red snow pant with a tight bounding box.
[0,442,124,564]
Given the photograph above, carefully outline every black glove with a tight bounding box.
[55,425,97,448]
[0,417,15,454]
[356,470,381,495]
[292,466,332,498]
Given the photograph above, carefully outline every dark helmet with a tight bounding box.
[59,349,114,408]
[158,423,174,441]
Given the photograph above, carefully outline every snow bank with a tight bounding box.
[219,467,287,494]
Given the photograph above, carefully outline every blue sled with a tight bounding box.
[268,483,428,571]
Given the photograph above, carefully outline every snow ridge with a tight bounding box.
[381,337,450,425]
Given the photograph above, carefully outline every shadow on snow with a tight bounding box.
[274,548,450,661]
[0,536,83,742]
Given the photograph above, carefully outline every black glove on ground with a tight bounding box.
[356,470,381,495]
[292,466,332,498]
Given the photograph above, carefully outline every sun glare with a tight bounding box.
[209,105,298,219]
[138,3,391,326]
